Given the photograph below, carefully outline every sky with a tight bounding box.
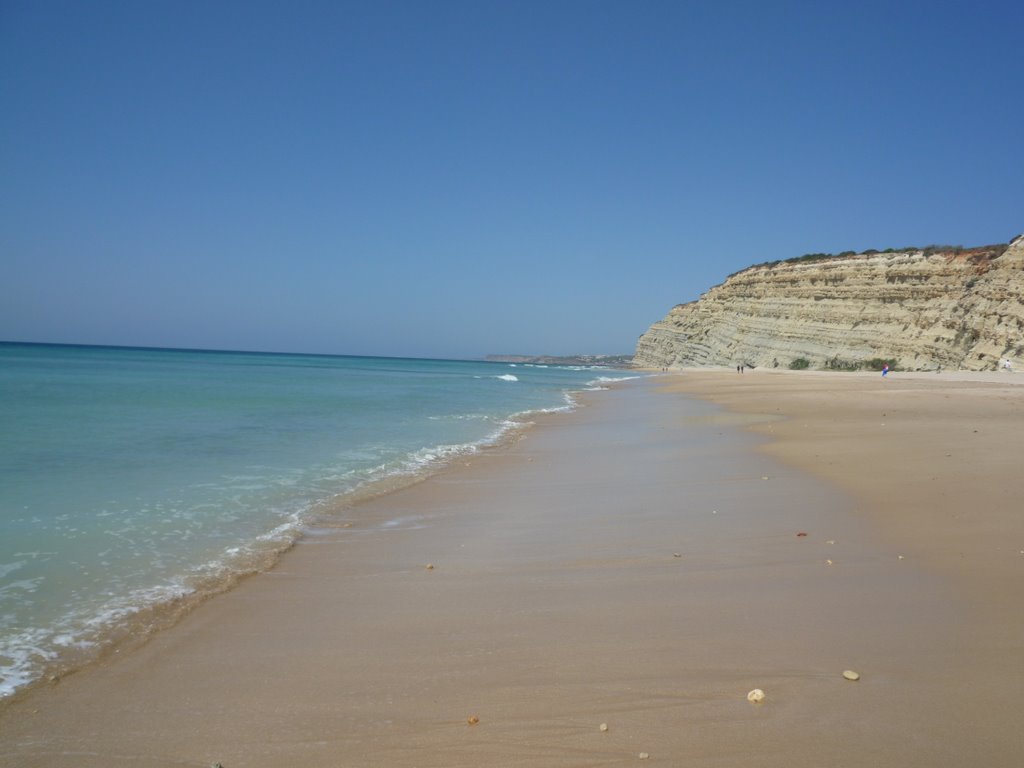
[2,0,1022,359]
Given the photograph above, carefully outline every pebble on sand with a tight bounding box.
[599,722,609,732]
[747,688,766,703]
[425,563,435,570]
[843,670,861,681]
[467,715,480,725]
[639,752,650,759]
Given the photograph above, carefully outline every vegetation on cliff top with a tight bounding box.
[728,241,1010,279]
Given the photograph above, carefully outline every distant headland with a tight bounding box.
[486,353,634,367]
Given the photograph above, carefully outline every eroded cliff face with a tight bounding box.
[635,235,1024,371]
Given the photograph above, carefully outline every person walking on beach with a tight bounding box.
[882,364,890,377]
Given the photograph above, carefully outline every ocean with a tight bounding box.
[0,342,637,697]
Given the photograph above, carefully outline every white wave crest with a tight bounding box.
[585,374,643,387]
[0,561,26,580]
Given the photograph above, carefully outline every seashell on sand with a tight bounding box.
[842,670,861,681]
[639,752,650,759]
[467,715,480,725]
[599,722,609,732]
[747,688,766,703]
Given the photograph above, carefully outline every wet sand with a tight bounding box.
[2,373,1022,766]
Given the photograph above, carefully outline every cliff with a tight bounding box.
[634,234,1024,371]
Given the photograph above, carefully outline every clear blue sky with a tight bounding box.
[2,1,1021,359]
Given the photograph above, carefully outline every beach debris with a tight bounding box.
[425,563,435,570]
[673,552,682,558]
[467,715,480,725]
[842,670,861,681]
[826,539,835,545]
[639,752,650,759]
[211,763,224,768]
[898,555,905,560]
[747,688,766,703]
[599,722,609,732]
[712,509,718,514]
[761,476,770,480]
[796,532,808,537]
[826,559,833,566]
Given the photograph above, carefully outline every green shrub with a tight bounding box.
[824,356,860,371]
[789,357,810,370]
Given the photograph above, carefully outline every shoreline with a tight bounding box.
[0,371,616,703]
[1,374,1021,765]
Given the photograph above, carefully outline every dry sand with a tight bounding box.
[1,371,1023,766]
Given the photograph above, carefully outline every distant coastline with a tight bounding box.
[486,353,634,367]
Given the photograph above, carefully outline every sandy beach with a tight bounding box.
[2,371,1023,766]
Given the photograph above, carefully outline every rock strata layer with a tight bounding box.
[635,234,1024,371]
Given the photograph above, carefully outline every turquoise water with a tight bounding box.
[0,343,636,696]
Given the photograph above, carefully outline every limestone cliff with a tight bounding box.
[635,234,1024,371]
